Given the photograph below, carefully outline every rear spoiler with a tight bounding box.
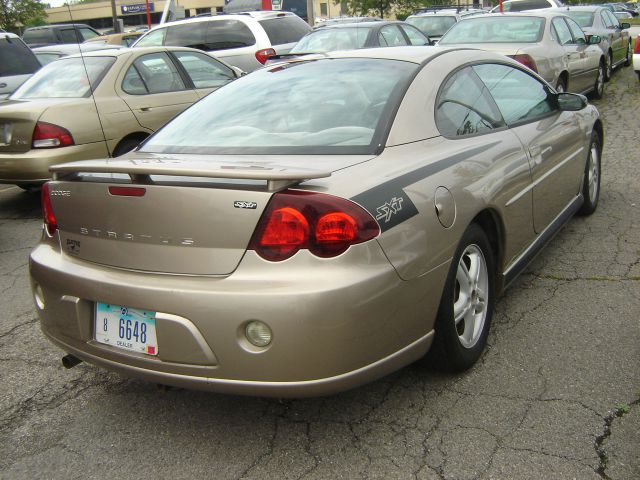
[51,158,331,191]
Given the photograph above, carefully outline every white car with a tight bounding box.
[634,34,640,81]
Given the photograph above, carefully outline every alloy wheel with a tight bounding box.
[588,141,600,205]
[454,244,489,349]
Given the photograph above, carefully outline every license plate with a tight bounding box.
[95,303,158,356]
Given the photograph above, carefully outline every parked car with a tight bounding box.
[31,47,602,397]
[32,43,124,66]
[0,32,42,100]
[489,0,562,13]
[132,11,312,72]
[84,32,143,47]
[634,34,640,81]
[406,8,485,43]
[558,6,632,81]
[267,21,430,63]
[0,47,239,189]
[22,24,102,48]
[439,12,606,97]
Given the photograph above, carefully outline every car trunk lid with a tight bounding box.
[47,154,368,275]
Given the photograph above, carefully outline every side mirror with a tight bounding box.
[620,23,631,29]
[587,34,601,45]
[556,92,588,111]
[231,66,246,78]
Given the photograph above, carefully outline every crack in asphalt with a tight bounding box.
[595,397,640,480]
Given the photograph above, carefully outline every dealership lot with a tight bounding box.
[0,64,639,479]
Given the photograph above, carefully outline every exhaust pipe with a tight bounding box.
[61,354,82,369]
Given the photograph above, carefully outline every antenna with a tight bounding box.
[65,3,112,157]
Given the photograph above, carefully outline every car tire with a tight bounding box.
[604,51,613,81]
[624,41,631,67]
[555,76,567,93]
[112,137,144,157]
[428,223,495,372]
[578,130,601,217]
[590,60,605,100]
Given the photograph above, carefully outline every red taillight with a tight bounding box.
[249,190,380,261]
[32,122,74,149]
[509,54,538,73]
[41,182,58,236]
[255,48,276,65]
[635,37,640,54]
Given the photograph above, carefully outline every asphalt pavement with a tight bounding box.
[0,66,639,479]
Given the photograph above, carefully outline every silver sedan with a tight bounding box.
[439,12,606,98]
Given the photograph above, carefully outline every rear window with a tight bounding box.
[0,37,41,76]
[564,11,595,28]
[142,58,418,156]
[11,56,115,99]
[406,16,456,37]
[258,16,312,45]
[498,0,553,12]
[163,19,256,50]
[22,29,56,45]
[291,27,372,53]
[439,16,545,43]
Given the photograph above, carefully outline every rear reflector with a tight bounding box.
[635,37,640,54]
[41,183,58,236]
[249,189,379,261]
[108,186,146,197]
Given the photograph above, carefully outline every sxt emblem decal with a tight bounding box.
[234,201,257,209]
[376,196,404,223]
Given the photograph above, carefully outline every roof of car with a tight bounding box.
[409,9,484,16]
[316,20,406,30]
[319,46,473,64]
[149,11,299,29]
[555,6,608,12]
[24,23,93,30]
[1,32,20,39]
[62,46,210,59]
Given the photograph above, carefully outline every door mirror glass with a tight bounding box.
[556,92,587,111]
[620,22,631,29]
[587,34,601,45]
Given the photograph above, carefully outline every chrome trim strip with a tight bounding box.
[505,146,585,208]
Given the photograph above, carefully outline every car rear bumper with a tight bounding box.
[30,241,447,397]
[0,143,106,184]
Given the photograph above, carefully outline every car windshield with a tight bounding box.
[564,11,595,28]
[10,56,115,99]
[439,16,545,43]
[406,16,456,37]
[141,58,417,155]
[290,27,373,53]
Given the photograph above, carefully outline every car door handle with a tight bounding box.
[140,106,152,112]
[529,145,552,162]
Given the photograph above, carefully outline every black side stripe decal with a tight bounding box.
[351,142,500,232]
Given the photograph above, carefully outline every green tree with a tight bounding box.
[0,0,47,32]
[341,0,452,19]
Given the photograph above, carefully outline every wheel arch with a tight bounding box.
[470,208,505,293]
[592,118,604,147]
[112,132,150,157]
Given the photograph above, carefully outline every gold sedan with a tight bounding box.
[0,46,240,189]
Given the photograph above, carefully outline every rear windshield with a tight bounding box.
[11,56,115,99]
[22,29,55,45]
[493,0,553,12]
[0,37,42,76]
[439,16,545,43]
[258,16,312,45]
[163,19,256,50]
[142,58,418,155]
[406,16,456,37]
[564,11,595,28]
[291,27,372,53]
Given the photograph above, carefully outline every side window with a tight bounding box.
[473,63,554,125]
[552,18,573,45]
[435,66,504,137]
[378,25,408,47]
[173,51,236,88]
[123,53,186,94]
[59,29,79,43]
[79,28,99,41]
[205,20,256,50]
[400,25,429,46]
[600,12,614,29]
[605,10,620,27]
[565,17,586,44]
[165,22,207,49]
[134,28,166,47]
